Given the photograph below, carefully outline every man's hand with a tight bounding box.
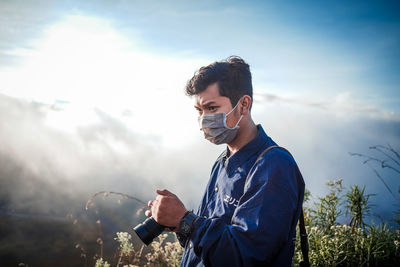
[145,189,187,229]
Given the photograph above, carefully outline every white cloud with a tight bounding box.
[1,91,399,219]
[253,91,400,121]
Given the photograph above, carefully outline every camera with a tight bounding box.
[133,217,167,245]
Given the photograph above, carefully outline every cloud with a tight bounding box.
[1,91,399,222]
[0,93,217,216]
[254,91,400,121]
[252,98,400,215]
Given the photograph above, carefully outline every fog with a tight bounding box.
[1,92,399,220]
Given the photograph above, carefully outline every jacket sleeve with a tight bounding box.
[188,149,304,266]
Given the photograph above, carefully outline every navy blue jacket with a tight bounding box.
[179,125,305,267]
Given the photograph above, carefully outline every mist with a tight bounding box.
[1,91,399,218]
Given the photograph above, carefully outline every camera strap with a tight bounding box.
[253,145,310,267]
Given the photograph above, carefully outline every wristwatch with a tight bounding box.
[178,211,198,237]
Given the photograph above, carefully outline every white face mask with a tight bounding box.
[198,100,243,145]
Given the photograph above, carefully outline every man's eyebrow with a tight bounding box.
[202,101,217,107]
[194,101,217,109]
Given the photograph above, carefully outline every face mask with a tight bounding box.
[198,100,243,145]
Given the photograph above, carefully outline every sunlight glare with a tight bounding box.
[0,14,207,147]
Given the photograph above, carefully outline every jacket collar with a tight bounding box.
[221,124,276,177]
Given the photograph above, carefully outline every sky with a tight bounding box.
[0,0,399,224]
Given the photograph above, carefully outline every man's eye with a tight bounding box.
[195,109,203,117]
[208,106,217,111]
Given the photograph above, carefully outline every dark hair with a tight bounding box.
[185,56,252,107]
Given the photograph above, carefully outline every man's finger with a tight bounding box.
[145,209,152,217]
[147,200,153,207]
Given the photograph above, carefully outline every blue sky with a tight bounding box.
[0,0,399,222]
[87,0,400,112]
[2,0,399,113]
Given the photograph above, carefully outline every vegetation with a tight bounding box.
[293,180,400,267]
[94,233,183,267]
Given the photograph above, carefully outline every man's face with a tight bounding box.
[194,82,241,128]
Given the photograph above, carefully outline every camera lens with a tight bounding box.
[133,217,166,245]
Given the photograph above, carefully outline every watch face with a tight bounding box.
[181,221,191,234]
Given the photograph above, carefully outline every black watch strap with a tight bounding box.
[178,211,198,237]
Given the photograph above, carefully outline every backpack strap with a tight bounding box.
[254,145,310,267]
[299,209,310,267]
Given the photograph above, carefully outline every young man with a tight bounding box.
[146,56,305,266]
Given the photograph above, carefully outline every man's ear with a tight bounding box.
[240,95,252,115]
